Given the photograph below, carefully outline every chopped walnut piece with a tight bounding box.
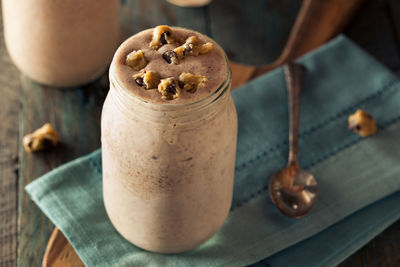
[162,50,179,65]
[158,77,181,100]
[162,35,213,65]
[198,42,213,54]
[126,50,147,70]
[23,123,59,152]
[348,109,377,137]
[178,72,207,93]
[133,71,160,89]
[172,46,186,61]
[149,25,175,49]
[181,36,213,56]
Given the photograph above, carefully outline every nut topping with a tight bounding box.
[126,50,147,71]
[124,26,217,100]
[348,109,377,137]
[23,123,59,152]
[181,36,213,56]
[163,35,213,64]
[133,71,161,89]
[158,78,181,100]
[178,72,207,93]
[150,25,175,49]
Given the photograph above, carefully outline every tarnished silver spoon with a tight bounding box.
[269,63,319,218]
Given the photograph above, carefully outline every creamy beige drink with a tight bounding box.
[101,26,237,253]
[2,0,120,87]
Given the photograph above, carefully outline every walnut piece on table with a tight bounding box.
[348,109,377,137]
[23,123,59,152]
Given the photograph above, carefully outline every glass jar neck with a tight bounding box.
[108,65,232,126]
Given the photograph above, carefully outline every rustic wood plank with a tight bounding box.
[340,221,400,267]
[0,7,20,267]
[344,0,400,70]
[17,75,108,267]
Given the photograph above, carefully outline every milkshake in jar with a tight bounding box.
[1,0,120,87]
[101,26,237,253]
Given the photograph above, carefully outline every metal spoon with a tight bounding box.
[269,63,319,218]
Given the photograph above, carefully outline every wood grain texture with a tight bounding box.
[340,222,400,267]
[345,0,400,71]
[43,228,84,267]
[0,7,20,267]
[17,75,108,267]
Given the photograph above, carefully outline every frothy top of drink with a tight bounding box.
[112,26,229,104]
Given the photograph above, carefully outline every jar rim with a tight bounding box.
[109,61,231,111]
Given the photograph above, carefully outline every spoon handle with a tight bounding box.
[284,63,305,167]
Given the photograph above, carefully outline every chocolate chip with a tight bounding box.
[178,81,185,89]
[160,32,169,45]
[162,51,177,64]
[166,83,177,95]
[135,77,145,87]
[355,125,362,131]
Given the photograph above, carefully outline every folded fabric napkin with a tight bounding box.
[26,35,400,267]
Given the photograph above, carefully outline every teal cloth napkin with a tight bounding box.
[26,35,400,267]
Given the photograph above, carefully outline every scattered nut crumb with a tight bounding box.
[158,78,181,100]
[348,109,377,137]
[133,71,160,89]
[179,72,207,93]
[23,123,59,152]
[126,50,147,71]
[149,25,175,49]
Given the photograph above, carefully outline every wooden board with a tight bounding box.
[17,75,108,267]
[0,9,20,267]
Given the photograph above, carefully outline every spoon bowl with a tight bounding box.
[269,165,318,218]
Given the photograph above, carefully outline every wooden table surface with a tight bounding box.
[1,0,400,266]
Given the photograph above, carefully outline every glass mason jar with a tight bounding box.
[101,50,237,253]
[1,0,120,87]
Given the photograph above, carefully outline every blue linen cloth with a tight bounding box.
[26,35,400,267]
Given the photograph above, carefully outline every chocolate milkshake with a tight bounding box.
[101,26,237,253]
[2,0,120,87]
